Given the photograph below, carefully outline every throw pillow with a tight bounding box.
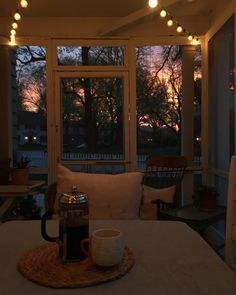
[56,164,143,220]
[140,185,176,220]
[142,184,176,204]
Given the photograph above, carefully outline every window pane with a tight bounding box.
[208,16,235,172]
[10,45,47,220]
[14,46,47,169]
[60,77,124,159]
[136,45,183,168]
[57,46,124,66]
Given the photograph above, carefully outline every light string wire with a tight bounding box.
[150,3,200,44]
[9,0,29,46]
[8,1,199,45]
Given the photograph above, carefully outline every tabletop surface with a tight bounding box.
[0,220,236,295]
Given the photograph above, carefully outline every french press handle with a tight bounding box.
[41,211,58,242]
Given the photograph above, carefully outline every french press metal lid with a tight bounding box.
[60,185,88,205]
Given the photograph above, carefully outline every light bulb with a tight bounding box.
[10,29,16,36]
[177,25,183,33]
[160,9,167,18]
[148,0,158,8]
[20,0,28,8]
[14,10,21,21]
[12,21,18,29]
[188,34,193,41]
[9,35,16,46]
[192,38,200,45]
[167,18,173,26]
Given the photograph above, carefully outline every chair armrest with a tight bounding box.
[151,199,174,220]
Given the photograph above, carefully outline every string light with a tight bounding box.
[160,9,167,18]
[192,37,200,45]
[167,18,173,27]
[176,24,183,33]
[20,0,28,8]
[12,21,18,29]
[10,29,16,36]
[147,0,200,44]
[9,35,16,46]
[188,34,193,41]
[14,10,21,21]
[8,1,29,45]
[148,0,158,8]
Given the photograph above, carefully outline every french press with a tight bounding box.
[41,186,89,262]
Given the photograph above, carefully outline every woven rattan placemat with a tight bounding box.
[17,243,135,288]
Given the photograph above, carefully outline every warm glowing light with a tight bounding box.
[148,0,158,8]
[10,29,16,36]
[167,18,173,27]
[20,0,28,8]
[188,34,193,41]
[191,37,200,45]
[14,10,21,21]
[176,25,183,33]
[9,35,16,46]
[12,21,18,29]
[160,9,167,18]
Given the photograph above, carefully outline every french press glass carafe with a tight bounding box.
[41,186,89,262]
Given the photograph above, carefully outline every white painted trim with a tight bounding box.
[54,66,129,72]
[127,40,137,171]
[206,1,236,42]
[201,36,208,184]
[46,42,57,183]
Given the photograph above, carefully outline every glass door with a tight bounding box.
[54,71,130,172]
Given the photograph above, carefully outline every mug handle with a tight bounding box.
[41,211,58,242]
[80,238,90,257]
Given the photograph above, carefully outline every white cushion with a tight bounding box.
[140,185,176,220]
[56,164,143,219]
[142,184,176,204]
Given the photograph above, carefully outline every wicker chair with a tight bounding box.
[143,155,187,219]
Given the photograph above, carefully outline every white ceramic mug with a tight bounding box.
[81,228,125,267]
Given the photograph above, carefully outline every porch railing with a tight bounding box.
[19,150,201,171]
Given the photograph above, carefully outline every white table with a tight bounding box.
[0,220,236,295]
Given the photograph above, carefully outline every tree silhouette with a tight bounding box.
[15,45,201,154]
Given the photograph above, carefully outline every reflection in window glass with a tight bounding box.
[57,46,124,66]
[60,77,124,159]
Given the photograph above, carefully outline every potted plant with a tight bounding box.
[193,185,219,212]
[11,156,31,185]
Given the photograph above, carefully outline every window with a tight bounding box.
[59,76,124,159]
[13,46,47,168]
[208,15,235,207]
[57,46,124,66]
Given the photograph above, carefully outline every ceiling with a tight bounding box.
[0,0,226,18]
[0,0,232,38]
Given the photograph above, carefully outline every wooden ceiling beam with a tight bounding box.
[99,0,181,35]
